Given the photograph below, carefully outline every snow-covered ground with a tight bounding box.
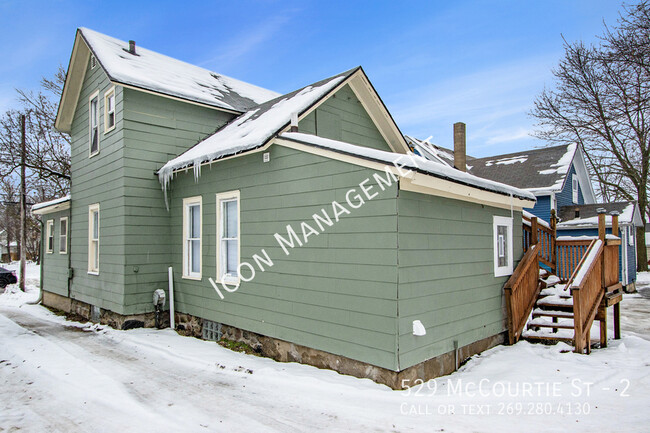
[1,264,650,432]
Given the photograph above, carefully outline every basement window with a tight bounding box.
[88,204,99,274]
[104,87,116,133]
[46,220,54,254]
[216,191,240,284]
[493,216,513,277]
[59,217,68,254]
[183,196,202,279]
[89,91,100,157]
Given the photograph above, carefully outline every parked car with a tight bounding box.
[0,267,17,288]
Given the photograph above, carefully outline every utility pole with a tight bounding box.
[19,114,26,292]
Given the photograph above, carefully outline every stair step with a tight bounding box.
[536,296,573,308]
[532,309,574,319]
[524,334,575,344]
[528,317,574,329]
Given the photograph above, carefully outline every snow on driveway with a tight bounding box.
[1,266,650,432]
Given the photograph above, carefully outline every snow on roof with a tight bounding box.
[484,155,528,167]
[158,69,355,191]
[80,28,280,112]
[280,132,535,201]
[32,195,71,211]
[469,143,577,193]
[557,202,638,229]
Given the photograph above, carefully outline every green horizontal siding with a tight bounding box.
[68,56,126,312]
[396,191,523,369]
[119,88,233,315]
[169,144,399,370]
[299,84,392,152]
[41,209,70,297]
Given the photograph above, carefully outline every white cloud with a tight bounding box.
[199,15,291,71]
[387,54,558,155]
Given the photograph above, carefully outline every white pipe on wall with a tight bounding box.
[168,266,175,329]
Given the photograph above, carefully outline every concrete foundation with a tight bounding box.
[42,290,167,329]
[42,290,504,389]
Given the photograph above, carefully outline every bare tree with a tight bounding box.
[0,66,70,197]
[531,2,650,272]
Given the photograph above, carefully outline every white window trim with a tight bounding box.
[90,55,96,69]
[493,216,514,277]
[88,204,100,275]
[182,196,202,280]
[89,90,100,158]
[216,190,241,285]
[628,226,634,247]
[572,175,579,204]
[104,87,116,134]
[46,220,54,254]
[59,217,68,255]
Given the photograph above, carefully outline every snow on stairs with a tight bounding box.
[523,272,577,345]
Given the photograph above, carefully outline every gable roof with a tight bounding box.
[56,28,280,132]
[468,144,577,192]
[158,67,410,186]
[278,132,535,203]
[557,201,643,229]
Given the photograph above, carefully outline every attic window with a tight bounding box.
[572,175,579,203]
[629,228,634,247]
[104,87,116,133]
[89,91,100,157]
[91,55,96,69]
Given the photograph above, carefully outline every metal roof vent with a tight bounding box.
[123,40,138,56]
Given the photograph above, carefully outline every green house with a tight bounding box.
[34,28,535,388]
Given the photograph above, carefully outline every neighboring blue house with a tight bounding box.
[467,143,597,222]
[406,137,641,289]
[556,201,643,290]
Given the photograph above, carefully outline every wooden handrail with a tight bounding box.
[568,239,605,354]
[504,244,542,345]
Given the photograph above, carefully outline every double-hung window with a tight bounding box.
[493,216,513,277]
[59,217,68,254]
[104,87,116,132]
[88,204,100,274]
[183,197,202,279]
[89,91,100,156]
[46,220,54,254]
[216,191,240,283]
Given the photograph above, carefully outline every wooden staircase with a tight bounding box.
[504,210,623,353]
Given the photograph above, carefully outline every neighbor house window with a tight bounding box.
[572,175,579,203]
[183,197,202,279]
[88,204,99,274]
[46,220,54,254]
[59,217,68,254]
[493,216,513,277]
[216,191,240,283]
[89,91,100,156]
[104,87,116,132]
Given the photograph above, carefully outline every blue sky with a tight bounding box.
[0,0,625,157]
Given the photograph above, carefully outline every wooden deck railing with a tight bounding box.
[568,239,605,354]
[504,244,541,345]
[523,214,556,271]
[556,238,592,281]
